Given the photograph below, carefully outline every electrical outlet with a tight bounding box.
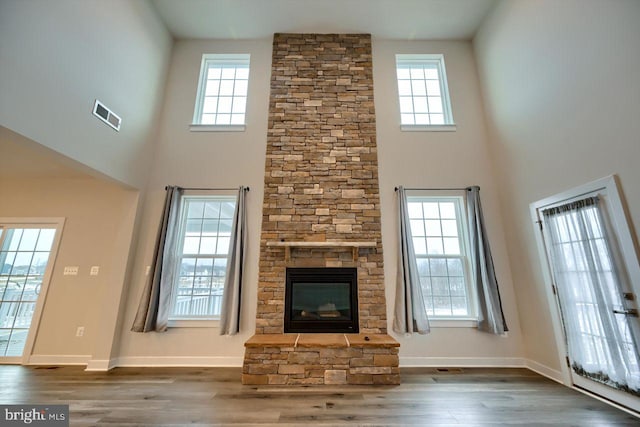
[76,326,85,337]
[63,266,79,276]
[90,266,100,276]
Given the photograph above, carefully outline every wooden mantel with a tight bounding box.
[266,240,377,262]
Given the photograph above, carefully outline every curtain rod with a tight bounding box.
[165,186,250,191]
[394,186,474,192]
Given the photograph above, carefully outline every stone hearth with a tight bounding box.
[243,33,399,385]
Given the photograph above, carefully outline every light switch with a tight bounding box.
[90,266,100,276]
[63,266,79,276]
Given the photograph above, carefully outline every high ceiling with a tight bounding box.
[152,0,497,40]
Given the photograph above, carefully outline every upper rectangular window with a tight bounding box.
[407,196,475,319]
[169,195,236,320]
[396,54,455,130]
[192,54,250,129]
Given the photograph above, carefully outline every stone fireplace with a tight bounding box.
[242,33,399,385]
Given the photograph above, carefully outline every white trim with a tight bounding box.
[85,359,116,372]
[400,356,525,367]
[524,358,564,384]
[27,354,91,366]
[168,319,220,328]
[401,124,457,132]
[429,319,478,328]
[189,124,246,132]
[113,356,243,368]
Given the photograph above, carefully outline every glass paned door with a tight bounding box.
[0,227,56,357]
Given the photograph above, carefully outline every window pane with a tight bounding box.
[217,97,232,113]
[201,114,215,125]
[408,202,423,218]
[396,68,410,79]
[413,97,428,113]
[430,114,445,125]
[18,230,39,251]
[180,258,196,276]
[439,203,456,219]
[416,258,429,275]
[235,67,249,79]
[202,97,218,114]
[426,238,444,254]
[397,80,412,96]
[414,114,429,125]
[432,277,449,296]
[424,220,441,236]
[410,68,424,79]
[35,230,55,252]
[187,201,205,218]
[220,202,236,219]
[204,80,220,96]
[427,96,443,113]
[399,97,414,113]
[423,203,440,218]
[231,114,245,125]
[426,80,441,96]
[186,219,202,234]
[216,237,230,254]
[207,67,222,79]
[441,220,458,237]
[429,258,447,276]
[183,237,200,254]
[424,68,439,79]
[202,219,218,235]
[199,237,216,255]
[216,114,231,125]
[411,80,426,96]
[221,67,235,79]
[219,80,234,96]
[410,219,425,237]
[449,277,466,296]
[451,297,468,315]
[234,80,248,96]
[232,97,247,114]
[401,114,414,125]
[443,238,460,255]
[447,258,464,277]
[433,297,451,316]
[413,237,427,255]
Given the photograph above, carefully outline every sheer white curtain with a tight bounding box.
[393,186,430,335]
[543,196,640,393]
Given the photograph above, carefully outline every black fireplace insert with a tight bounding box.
[284,267,359,333]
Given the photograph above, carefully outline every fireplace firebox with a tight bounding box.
[284,268,359,333]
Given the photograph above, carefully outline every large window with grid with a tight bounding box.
[396,54,454,128]
[170,196,236,319]
[192,54,250,127]
[407,196,475,318]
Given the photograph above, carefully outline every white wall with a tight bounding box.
[474,0,640,371]
[116,39,272,365]
[0,171,138,365]
[0,0,172,188]
[115,36,524,366]
[374,39,523,364]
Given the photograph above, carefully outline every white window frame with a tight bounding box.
[190,54,250,132]
[167,193,236,327]
[396,54,456,132]
[407,193,477,324]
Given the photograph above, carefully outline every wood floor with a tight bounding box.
[0,366,637,426]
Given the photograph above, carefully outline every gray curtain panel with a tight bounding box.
[131,186,183,333]
[219,186,248,336]
[393,186,430,335]
[466,186,508,335]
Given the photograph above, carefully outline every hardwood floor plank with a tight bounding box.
[0,366,636,426]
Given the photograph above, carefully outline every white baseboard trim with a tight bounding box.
[524,358,565,384]
[113,356,244,368]
[85,359,116,372]
[27,355,91,366]
[400,356,526,367]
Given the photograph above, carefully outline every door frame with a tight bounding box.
[530,175,640,411]
[0,217,65,364]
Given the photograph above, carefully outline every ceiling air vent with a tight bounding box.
[92,99,121,131]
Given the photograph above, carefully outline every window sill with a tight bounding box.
[168,319,219,328]
[429,319,477,328]
[401,124,457,132]
[189,124,246,132]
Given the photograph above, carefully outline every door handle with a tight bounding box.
[613,308,639,317]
